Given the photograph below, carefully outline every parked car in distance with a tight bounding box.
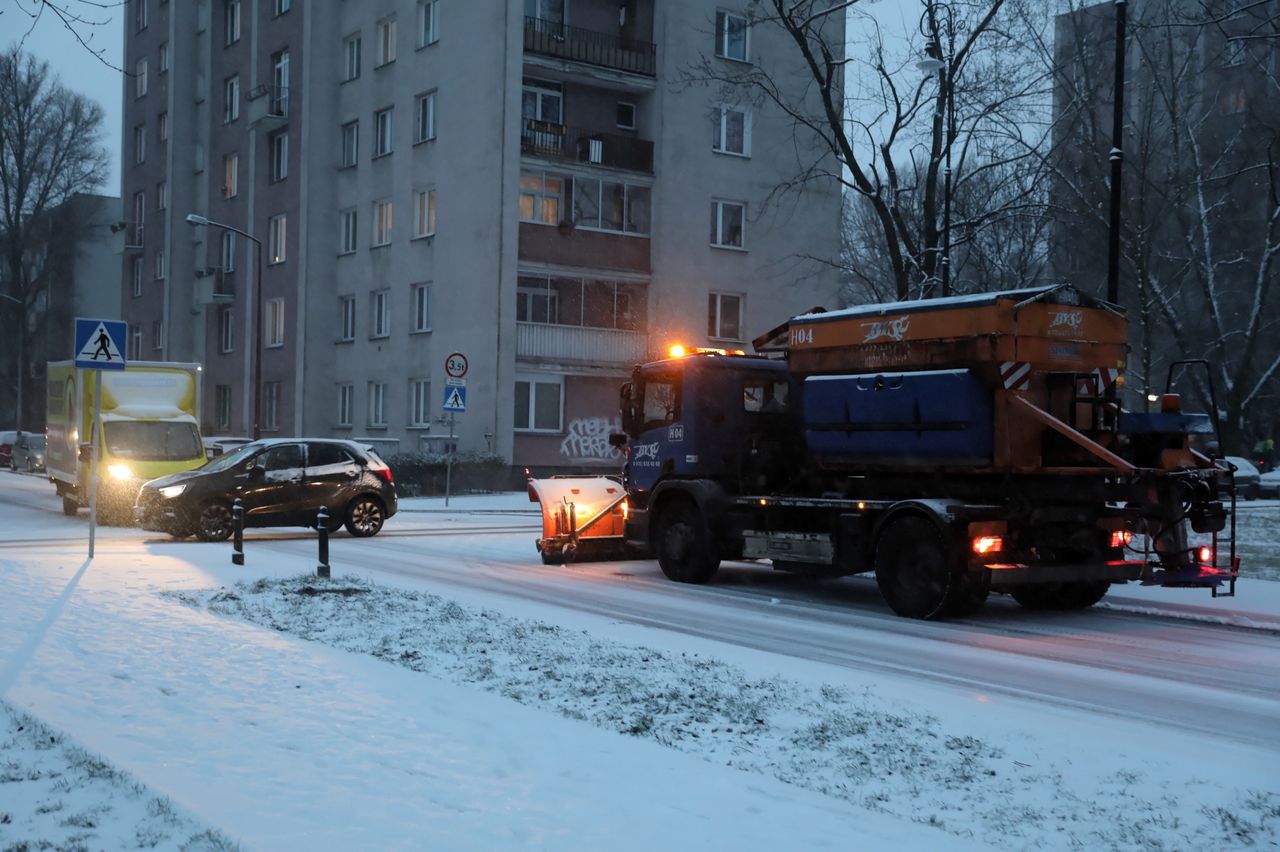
[0,431,17,467]
[134,438,398,541]
[1219,456,1261,499]
[1259,469,1280,499]
[10,433,46,472]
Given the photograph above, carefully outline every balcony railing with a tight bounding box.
[521,120,654,173]
[524,16,656,77]
[247,84,289,125]
[516,322,648,366]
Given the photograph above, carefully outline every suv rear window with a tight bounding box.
[308,443,354,467]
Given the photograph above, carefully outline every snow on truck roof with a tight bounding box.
[792,284,1119,324]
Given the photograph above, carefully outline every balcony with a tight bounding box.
[524,17,656,77]
[247,84,289,126]
[517,322,648,366]
[521,120,653,173]
[194,267,235,305]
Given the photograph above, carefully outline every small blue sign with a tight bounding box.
[442,385,467,412]
[74,318,128,370]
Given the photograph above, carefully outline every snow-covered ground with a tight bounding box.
[1,470,1277,850]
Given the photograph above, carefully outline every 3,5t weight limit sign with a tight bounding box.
[445,352,468,379]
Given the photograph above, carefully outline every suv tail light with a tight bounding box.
[369,460,394,485]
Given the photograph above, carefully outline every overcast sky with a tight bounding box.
[8,1,124,196]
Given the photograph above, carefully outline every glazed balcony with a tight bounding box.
[524,16,656,77]
[516,322,648,366]
[521,119,653,173]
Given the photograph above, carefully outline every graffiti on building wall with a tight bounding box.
[560,416,623,464]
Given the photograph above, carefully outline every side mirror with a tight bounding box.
[608,432,628,449]
[78,443,93,463]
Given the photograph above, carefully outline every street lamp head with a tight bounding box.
[185,213,210,226]
[917,38,944,73]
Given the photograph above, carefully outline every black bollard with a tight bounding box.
[231,498,245,565]
[316,506,330,578]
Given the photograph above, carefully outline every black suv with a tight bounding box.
[134,439,398,541]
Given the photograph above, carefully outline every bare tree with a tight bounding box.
[3,0,125,71]
[684,0,1058,301]
[0,46,109,430]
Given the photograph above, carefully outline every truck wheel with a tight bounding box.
[655,501,720,584]
[195,502,234,542]
[62,496,80,516]
[874,516,965,619]
[345,496,385,537]
[1011,581,1109,611]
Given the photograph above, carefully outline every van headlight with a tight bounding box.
[107,464,133,481]
[159,484,187,499]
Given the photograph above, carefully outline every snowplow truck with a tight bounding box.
[586,284,1238,619]
[46,361,207,521]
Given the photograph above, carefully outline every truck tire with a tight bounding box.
[874,516,970,619]
[1010,581,1109,611]
[654,501,720,584]
[62,496,79,516]
[195,502,234,542]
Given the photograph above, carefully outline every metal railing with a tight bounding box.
[520,119,654,173]
[248,83,289,118]
[523,16,656,77]
[516,322,648,365]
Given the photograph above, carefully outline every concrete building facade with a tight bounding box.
[121,0,842,472]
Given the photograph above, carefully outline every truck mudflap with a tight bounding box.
[526,475,630,564]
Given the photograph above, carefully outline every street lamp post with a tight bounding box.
[185,213,264,440]
[918,3,956,298]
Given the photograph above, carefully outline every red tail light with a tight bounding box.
[972,535,1003,555]
[1197,545,1213,565]
[370,463,394,485]
[1110,530,1132,549]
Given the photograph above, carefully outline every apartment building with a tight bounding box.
[121,0,842,472]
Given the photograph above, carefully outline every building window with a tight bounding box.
[215,385,232,430]
[573,177,651,234]
[152,319,164,350]
[617,101,636,130]
[132,191,146,246]
[266,297,285,347]
[224,75,240,122]
[343,33,361,81]
[413,189,436,238]
[158,41,168,73]
[271,51,290,116]
[268,214,287,264]
[128,328,141,360]
[158,111,168,142]
[156,180,167,210]
[414,91,436,142]
[708,291,743,341]
[339,208,358,254]
[372,199,393,246]
[417,0,439,48]
[341,121,359,167]
[220,230,236,271]
[337,383,354,427]
[521,77,563,123]
[224,0,240,45]
[519,172,563,225]
[131,256,144,297]
[370,289,390,338]
[223,153,238,198]
[219,306,235,352]
[516,282,558,324]
[135,57,148,98]
[154,249,166,279]
[374,107,394,157]
[339,295,356,341]
[376,17,397,66]
[135,0,148,31]
[133,124,146,164]
[514,376,562,432]
[270,131,289,181]
[411,283,430,332]
[410,378,431,426]
[368,382,387,427]
[273,0,290,16]
[713,105,750,156]
[715,11,749,62]
[710,199,745,248]
[263,382,280,431]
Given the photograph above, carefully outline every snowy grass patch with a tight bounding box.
[176,575,1279,851]
[0,700,239,851]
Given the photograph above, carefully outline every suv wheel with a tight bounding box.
[345,496,385,537]
[195,502,234,542]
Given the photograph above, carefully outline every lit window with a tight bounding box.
[710,199,745,248]
[223,153,238,198]
[519,172,563,225]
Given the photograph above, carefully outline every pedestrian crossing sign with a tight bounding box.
[74,318,128,370]
[442,384,466,412]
